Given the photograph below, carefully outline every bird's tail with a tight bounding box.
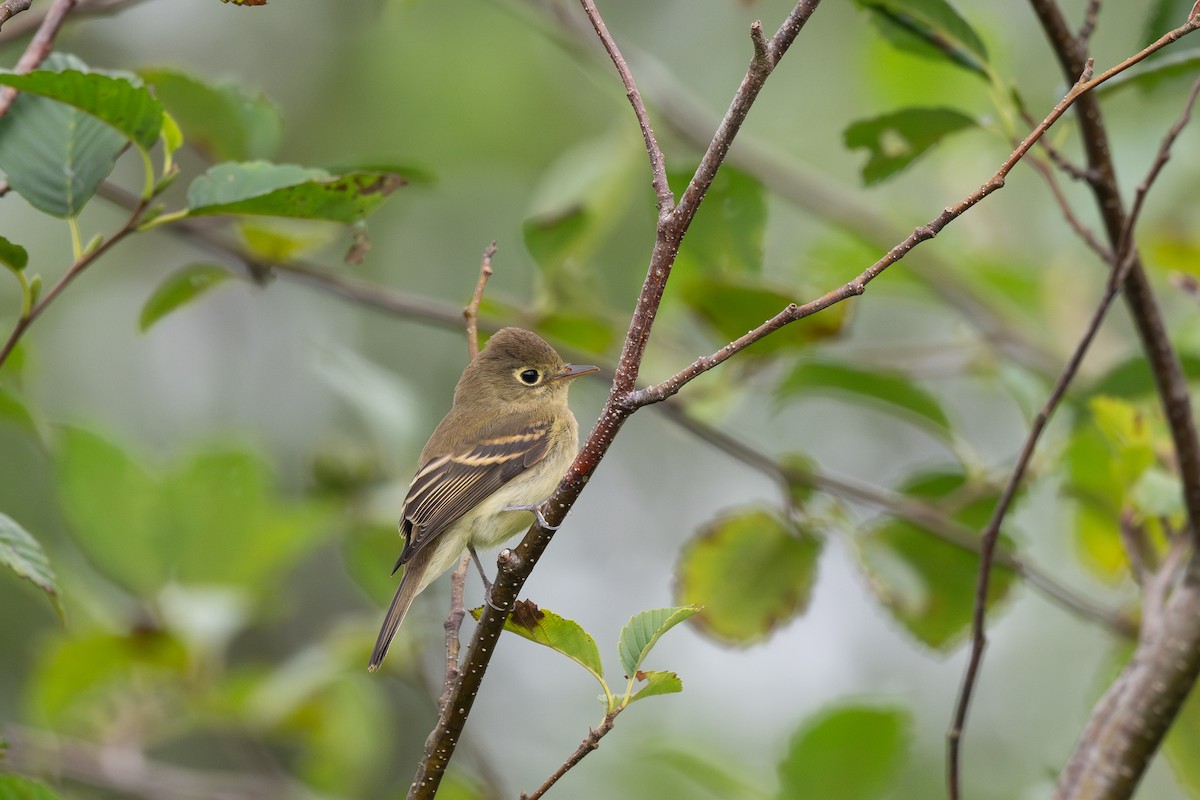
[368,559,424,671]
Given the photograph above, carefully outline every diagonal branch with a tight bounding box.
[404,3,826,797]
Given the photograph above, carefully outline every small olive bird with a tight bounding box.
[368,328,597,671]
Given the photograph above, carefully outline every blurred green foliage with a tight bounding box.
[0,0,1198,798]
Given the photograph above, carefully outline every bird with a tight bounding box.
[368,327,597,671]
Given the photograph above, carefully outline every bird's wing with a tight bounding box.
[394,419,553,567]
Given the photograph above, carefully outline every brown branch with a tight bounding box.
[0,0,139,44]
[2,724,305,800]
[578,0,671,213]
[658,400,1136,637]
[0,199,146,368]
[404,4,826,797]
[0,0,33,29]
[0,0,77,119]
[627,16,1200,406]
[954,70,1200,800]
[521,708,623,800]
[437,244,499,710]
[1077,0,1102,47]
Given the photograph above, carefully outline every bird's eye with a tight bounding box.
[519,369,540,385]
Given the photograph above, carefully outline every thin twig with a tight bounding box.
[438,244,499,708]
[1022,151,1112,261]
[464,241,496,360]
[521,709,623,800]
[0,0,77,119]
[1077,0,1102,47]
[659,401,1136,636]
[0,199,147,368]
[578,0,672,214]
[2,724,308,800]
[628,15,1200,406]
[0,0,139,44]
[405,4,826,797]
[948,69,1200,800]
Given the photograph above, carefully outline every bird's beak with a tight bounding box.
[552,363,599,382]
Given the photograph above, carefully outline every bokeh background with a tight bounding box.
[2,0,1200,798]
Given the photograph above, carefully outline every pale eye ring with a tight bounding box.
[518,368,540,385]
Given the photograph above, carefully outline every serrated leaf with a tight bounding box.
[471,601,606,689]
[0,512,62,620]
[673,165,766,276]
[857,470,1018,650]
[854,0,989,75]
[185,161,405,222]
[682,276,846,355]
[676,508,820,646]
[629,670,683,703]
[0,68,162,151]
[140,68,283,161]
[779,704,911,800]
[844,107,976,184]
[0,234,29,272]
[778,360,951,436]
[139,264,233,332]
[617,606,699,678]
[0,775,66,800]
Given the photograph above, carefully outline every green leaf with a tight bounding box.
[1087,352,1200,399]
[856,470,1018,650]
[0,90,126,217]
[778,360,951,436]
[524,205,590,274]
[30,629,188,728]
[139,68,283,161]
[139,264,233,332]
[471,601,606,690]
[617,606,699,678]
[676,508,821,646]
[844,107,976,185]
[1143,0,1196,47]
[853,0,989,75]
[778,704,911,800]
[534,311,618,356]
[1165,672,1200,798]
[56,427,332,597]
[0,68,162,151]
[682,276,847,355]
[1089,396,1156,486]
[629,670,683,703]
[0,512,62,620]
[0,775,66,800]
[673,166,766,276]
[1097,50,1200,98]
[185,161,405,222]
[0,234,29,272]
